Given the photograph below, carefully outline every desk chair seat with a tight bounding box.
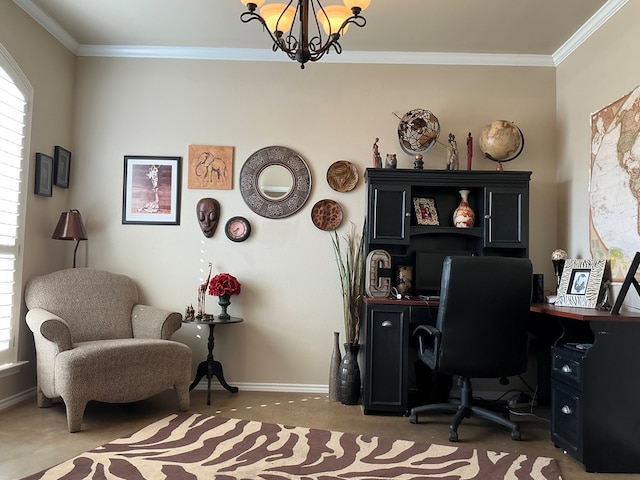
[409,256,532,442]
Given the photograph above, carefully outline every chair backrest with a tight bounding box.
[25,268,138,342]
[436,256,533,378]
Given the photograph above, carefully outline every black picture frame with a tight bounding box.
[34,153,53,197]
[122,155,182,225]
[54,146,71,188]
[611,252,640,314]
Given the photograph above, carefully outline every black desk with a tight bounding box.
[530,303,640,473]
[183,316,243,405]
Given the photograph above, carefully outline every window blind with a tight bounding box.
[0,65,26,364]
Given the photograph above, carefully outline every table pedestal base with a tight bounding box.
[189,359,239,405]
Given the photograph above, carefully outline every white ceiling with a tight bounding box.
[13,0,626,66]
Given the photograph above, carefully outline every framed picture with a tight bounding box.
[187,145,234,190]
[34,153,53,197]
[54,146,71,188]
[555,258,606,308]
[122,156,182,225]
[413,197,439,226]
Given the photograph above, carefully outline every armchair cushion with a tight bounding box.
[25,268,191,432]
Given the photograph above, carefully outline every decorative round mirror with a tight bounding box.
[240,146,312,218]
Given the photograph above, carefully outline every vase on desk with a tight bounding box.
[218,294,231,320]
[453,189,475,228]
[339,343,361,405]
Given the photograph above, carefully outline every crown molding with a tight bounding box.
[76,44,555,67]
[553,0,629,65]
[12,0,79,52]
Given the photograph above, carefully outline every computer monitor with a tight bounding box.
[415,251,473,294]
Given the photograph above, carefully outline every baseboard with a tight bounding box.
[0,387,36,412]
[191,382,328,394]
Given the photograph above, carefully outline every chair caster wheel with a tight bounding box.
[409,413,418,424]
[511,429,521,441]
[448,428,459,442]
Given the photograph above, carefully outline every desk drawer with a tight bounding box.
[551,380,583,462]
[551,346,584,389]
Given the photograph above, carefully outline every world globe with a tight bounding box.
[397,108,440,155]
[478,120,525,166]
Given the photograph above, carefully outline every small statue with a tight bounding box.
[413,154,424,170]
[384,153,397,169]
[372,138,382,168]
[447,133,459,170]
[197,263,213,317]
[185,304,195,320]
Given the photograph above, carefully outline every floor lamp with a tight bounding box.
[52,209,88,268]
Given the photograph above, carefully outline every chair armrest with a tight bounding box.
[413,324,441,369]
[131,305,183,339]
[25,308,73,352]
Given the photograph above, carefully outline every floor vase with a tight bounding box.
[339,343,361,405]
[329,332,342,402]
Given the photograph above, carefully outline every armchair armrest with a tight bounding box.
[25,308,73,352]
[413,324,441,369]
[131,304,183,339]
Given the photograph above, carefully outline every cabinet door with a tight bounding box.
[368,184,410,244]
[484,186,528,248]
[363,305,408,413]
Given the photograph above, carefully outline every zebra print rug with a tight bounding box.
[23,413,563,479]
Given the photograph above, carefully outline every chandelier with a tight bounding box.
[239,0,371,69]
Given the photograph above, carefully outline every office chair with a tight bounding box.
[409,256,533,441]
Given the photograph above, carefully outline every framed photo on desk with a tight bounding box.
[555,258,606,308]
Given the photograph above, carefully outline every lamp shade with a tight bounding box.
[52,209,88,241]
[260,3,295,33]
[317,5,352,35]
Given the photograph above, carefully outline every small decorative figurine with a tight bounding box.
[384,153,397,169]
[446,133,459,170]
[413,154,424,169]
[372,138,382,168]
[185,304,195,321]
[197,263,213,317]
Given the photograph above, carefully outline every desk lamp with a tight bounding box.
[52,209,88,268]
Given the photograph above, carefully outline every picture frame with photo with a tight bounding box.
[555,258,607,308]
[413,197,439,226]
[122,156,182,225]
[54,146,71,188]
[34,153,53,197]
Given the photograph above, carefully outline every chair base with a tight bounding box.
[409,376,521,442]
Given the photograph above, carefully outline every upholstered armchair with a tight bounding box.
[25,268,192,433]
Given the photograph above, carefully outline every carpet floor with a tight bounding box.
[22,412,562,480]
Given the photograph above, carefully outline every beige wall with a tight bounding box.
[70,58,556,389]
[556,0,640,305]
[20,0,640,400]
[0,2,75,402]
